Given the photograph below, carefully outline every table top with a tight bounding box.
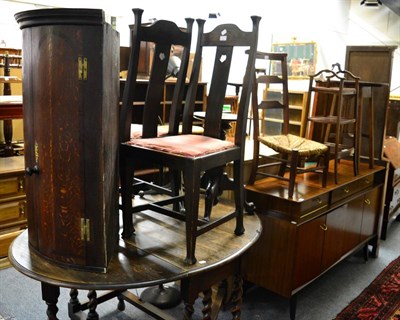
[9,199,261,290]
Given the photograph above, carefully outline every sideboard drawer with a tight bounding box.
[0,201,26,225]
[298,193,329,220]
[331,174,374,203]
[0,176,25,199]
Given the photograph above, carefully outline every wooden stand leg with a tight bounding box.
[41,282,60,320]
[117,293,126,311]
[86,290,99,320]
[69,289,80,306]
[201,288,212,319]
[230,274,243,320]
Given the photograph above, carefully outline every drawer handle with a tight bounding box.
[25,165,40,176]
[343,187,350,193]
[18,178,24,191]
[19,201,26,217]
[364,179,370,184]
[315,197,322,204]
[320,224,328,231]
[364,199,371,205]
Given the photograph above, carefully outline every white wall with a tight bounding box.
[0,0,399,141]
[1,0,398,92]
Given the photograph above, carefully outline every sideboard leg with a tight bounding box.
[183,302,194,320]
[41,282,60,320]
[289,295,297,320]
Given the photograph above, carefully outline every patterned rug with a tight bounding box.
[335,256,400,320]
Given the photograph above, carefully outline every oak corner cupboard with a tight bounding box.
[15,8,120,272]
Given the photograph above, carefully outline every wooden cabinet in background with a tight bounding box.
[0,156,26,266]
[344,45,397,161]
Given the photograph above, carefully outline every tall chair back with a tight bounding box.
[119,8,194,142]
[182,17,260,149]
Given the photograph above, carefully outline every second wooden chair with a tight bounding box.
[248,51,330,199]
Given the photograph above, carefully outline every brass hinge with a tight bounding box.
[34,141,39,163]
[80,218,91,241]
[78,57,88,80]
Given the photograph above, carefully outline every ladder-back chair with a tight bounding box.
[248,51,329,199]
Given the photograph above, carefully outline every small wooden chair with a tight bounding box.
[306,68,361,184]
[248,51,329,199]
[120,14,261,264]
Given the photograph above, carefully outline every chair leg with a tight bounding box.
[248,140,260,184]
[288,151,299,199]
[120,155,135,238]
[203,167,223,221]
[334,157,339,185]
[233,160,245,236]
[368,94,374,168]
[170,169,182,212]
[183,167,201,265]
[322,149,330,188]
[278,153,288,177]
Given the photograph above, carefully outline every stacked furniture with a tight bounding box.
[119,9,261,265]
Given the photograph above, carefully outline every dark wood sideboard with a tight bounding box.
[242,160,386,319]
